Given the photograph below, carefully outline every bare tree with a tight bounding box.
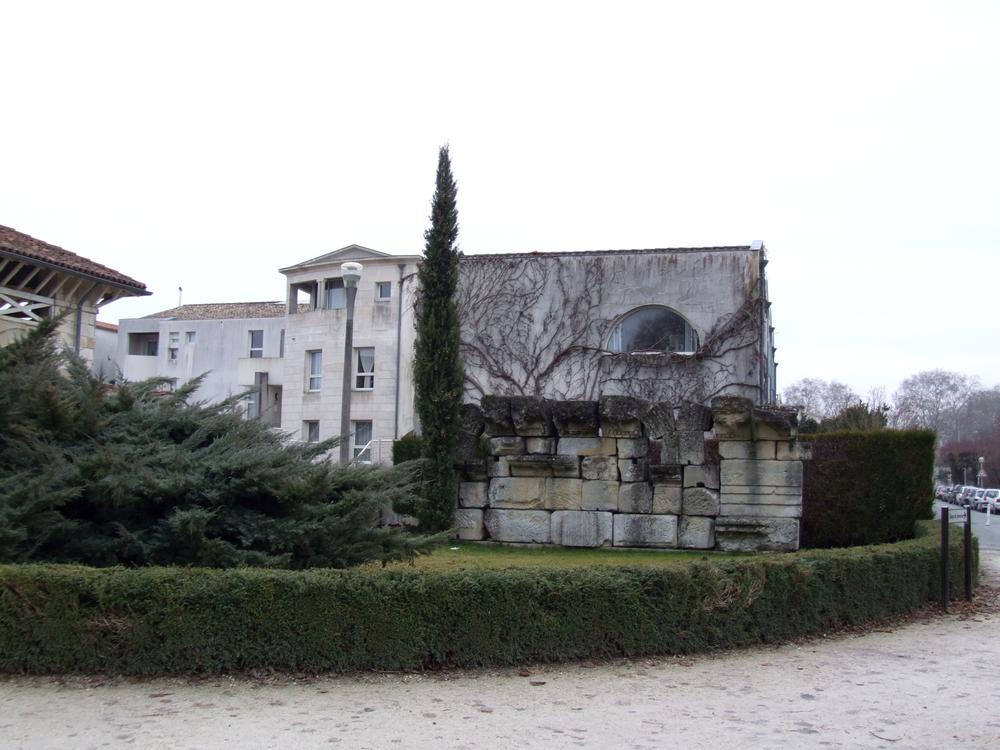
[891,370,981,443]
[780,378,860,420]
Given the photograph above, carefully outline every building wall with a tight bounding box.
[93,325,120,381]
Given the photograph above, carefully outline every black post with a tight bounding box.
[964,506,973,602]
[940,506,949,612]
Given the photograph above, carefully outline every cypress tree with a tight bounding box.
[412,145,464,530]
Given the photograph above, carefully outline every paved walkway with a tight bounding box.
[3,555,999,750]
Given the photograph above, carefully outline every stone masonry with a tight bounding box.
[454,395,804,551]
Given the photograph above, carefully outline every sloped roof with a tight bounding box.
[144,302,288,320]
[0,224,147,291]
[279,244,420,274]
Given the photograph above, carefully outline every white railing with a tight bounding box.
[352,439,396,466]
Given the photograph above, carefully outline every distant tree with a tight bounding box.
[819,401,889,432]
[411,145,464,531]
[781,378,860,421]
[891,370,980,443]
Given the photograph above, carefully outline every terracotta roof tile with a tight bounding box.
[144,302,290,320]
[0,224,147,291]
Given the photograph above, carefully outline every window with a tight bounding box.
[249,329,264,358]
[608,306,699,354]
[168,331,179,361]
[325,278,345,309]
[304,420,320,443]
[355,347,374,390]
[185,331,196,344]
[353,421,372,461]
[306,350,322,391]
[279,329,285,358]
[127,332,159,356]
[375,281,392,302]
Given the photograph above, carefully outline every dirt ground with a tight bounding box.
[3,555,999,750]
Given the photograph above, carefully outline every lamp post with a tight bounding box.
[339,262,363,464]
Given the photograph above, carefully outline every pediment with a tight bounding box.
[279,244,392,273]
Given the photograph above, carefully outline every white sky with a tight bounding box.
[2,1,997,397]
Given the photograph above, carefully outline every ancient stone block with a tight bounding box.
[526,437,556,454]
[581,480,619,511]
[508,455,577,478]
[776,441,812,461]
[619,482,653,513]
[678,401,713,432]
[454,508,485,540]
[481,395,514,436]
[613,513,678,548]
[557,437,617,456]
[550,510,612,547]
[510,396,555,437]
[752,441,776,460]
[715,517,800,552]
[678,431,705,465]
[582,456,618,481]
[652,484,682,515]
[679,516,715,549]
[488,477,545,509]
[617,438,648,459]
[641,401,676,439]
[460,403,485,436]
[649,464,683,484]
[543,478,584,510]
[720,459,803,488]
[722,485,801,497]
[455,431,482,463]
[487,456,511,478]
[599,396,645,438]
[550,400,599,437]
[619,458,647,483]
[683,487,721,516]
[489,436,526,456]
[459,481,488,508]
[711,395,754,440]
[484,509,551,543]
[753,405,800,440]
[461,460,488,481]
[719,501,802,518]
[683,464,720,490]
[718,441,753,460]
[651,434,680,464]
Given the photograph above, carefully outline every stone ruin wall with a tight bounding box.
[453,395,807,552]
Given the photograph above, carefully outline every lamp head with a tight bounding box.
[341,261,363,288]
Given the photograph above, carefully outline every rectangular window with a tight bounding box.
[279,329,285,358]
[325,278,345,309]
[128,332,159,356]
[355,347,374,390]
[167,331,179,361]
[185,331,196,344]
[304,420,320,443]
[353,420,372,461]
[249,329,264,358]
[306,350,322,391]
[375,281,392,302]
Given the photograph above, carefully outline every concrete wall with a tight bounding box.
[93,325,120,381]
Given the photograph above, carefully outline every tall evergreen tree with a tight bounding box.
[412,146,464,530]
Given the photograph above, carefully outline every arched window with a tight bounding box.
[608,306,699,354]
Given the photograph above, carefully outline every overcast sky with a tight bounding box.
[3,1,997,398]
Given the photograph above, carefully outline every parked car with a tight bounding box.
[971,488,987,511]
[958,486,979,506]
[980,488,999,513]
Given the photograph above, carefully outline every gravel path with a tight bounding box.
[3,554,999,750]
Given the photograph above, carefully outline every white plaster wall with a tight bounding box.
[93,327,120,381]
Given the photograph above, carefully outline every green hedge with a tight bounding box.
[801,429,936,548]
[391,433,424,464]
[0,523,975,675]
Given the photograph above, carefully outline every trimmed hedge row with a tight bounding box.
[0,523,975,675]
[802,429,936,548]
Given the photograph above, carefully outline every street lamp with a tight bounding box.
[978,456,986,489]
[339,261,363,464]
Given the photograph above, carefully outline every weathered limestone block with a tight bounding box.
[557,437,617,456]
[581,480,619,511]
[459,481,488,508]
[650,435,680,465]
[652,484,682,515]
[488,477,545,509]
[619,458,648,483]
[526,437,556,454]
[543,478,584,510]
[619,482,653,513]
[649,464,683,484]
[460,403,485,436]
[481,396,514,436]
[678,431,705,465]
[711,395,754,440]
[641,401,676,439]
[617,438,648,459]
[679,516,715,549]
[509,454,580,478]
[776,441,812,461]
[720,459,803,488]
[683,487,721,516]
[455,431,482,463]
[718,441,753,459]
[454,508,485,540]
[550,400,599,437]
[599,396,645,438]
[510,396,555,437]
[715,517,800,552]
[719,500,802,518]
[677,401,713,432]
[723,486,801,497]
[753,405,799,440]
[613,513,678,548]
[461,460,488,481]
[487,456,511,477]
[704,438,720,466]
[683,464,720,490]
[484,509,551,543]
[752,441,777,460]
[550,510,612,547]
[582,456,618,481]
[489,436,526,456]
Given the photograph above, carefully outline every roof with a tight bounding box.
[144,302,288,320]
[280,244,421,274]
[95,321,119,332]
[0,224,148,291]
[461,246,756,262]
